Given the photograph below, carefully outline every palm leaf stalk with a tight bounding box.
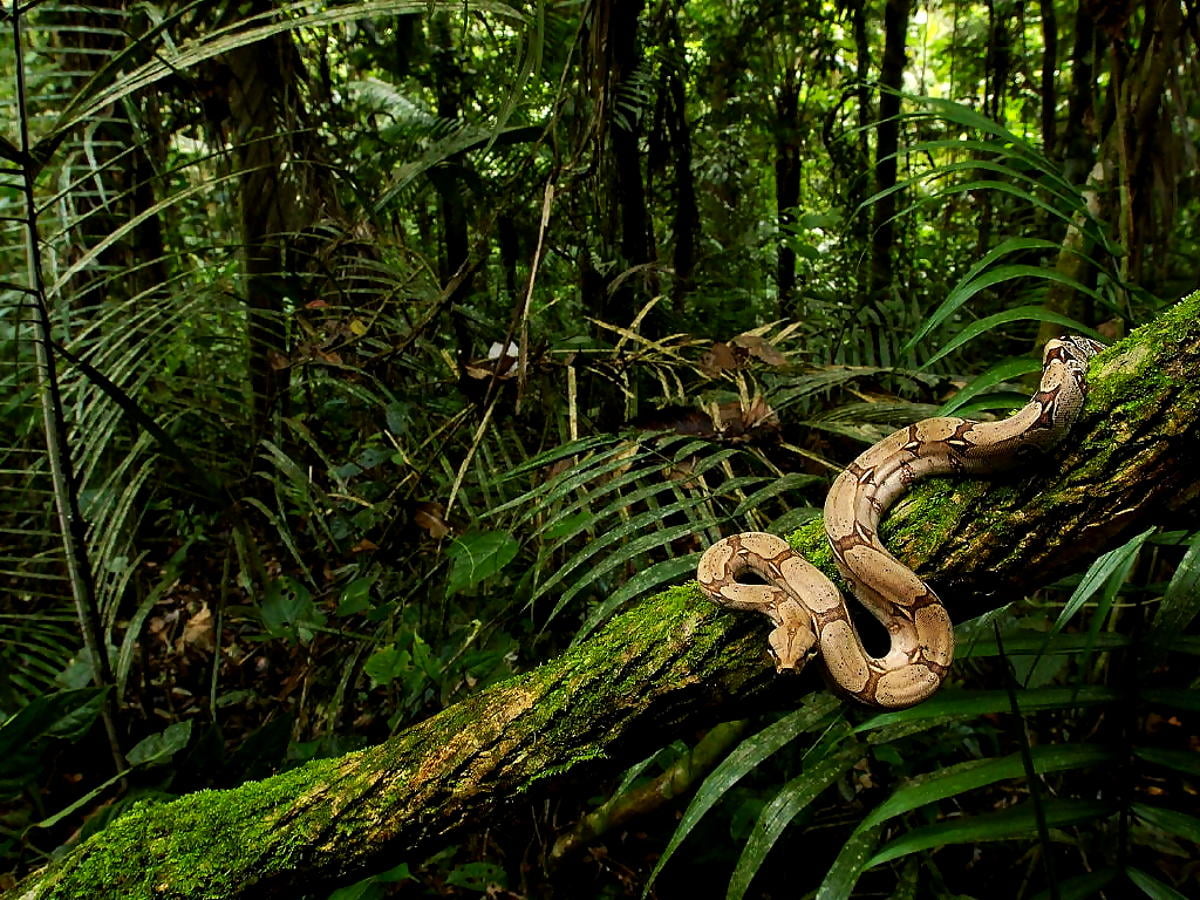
[10,4,124,775]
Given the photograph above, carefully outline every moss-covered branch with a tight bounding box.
[14,292,1200,900]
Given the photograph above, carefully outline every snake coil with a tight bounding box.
[697,335,1105,709]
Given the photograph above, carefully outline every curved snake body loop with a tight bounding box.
[697,335,1105,709]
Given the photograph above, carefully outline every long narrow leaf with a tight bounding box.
[727,743,865,900]
[866,799,1112,868]
[644,695,841,894]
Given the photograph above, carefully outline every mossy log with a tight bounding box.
[13,292,1200,900]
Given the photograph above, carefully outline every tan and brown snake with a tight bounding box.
[697,335,1105,709]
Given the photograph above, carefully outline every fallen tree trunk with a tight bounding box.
[14,291,1200,900]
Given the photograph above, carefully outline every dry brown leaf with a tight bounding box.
[413,502,450,538]
[731,333,788,366]
[698,340,739,376]
[182,605,215,653]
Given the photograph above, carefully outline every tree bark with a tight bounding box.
[1038,0,1058,156]
[869,0,911,309]
[774,65,801,312]
[13,290,1200,900]
[1035,0,1183,347]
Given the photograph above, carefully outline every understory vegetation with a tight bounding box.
[1,0,1198,897]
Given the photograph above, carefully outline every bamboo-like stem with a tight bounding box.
[11,5,125,774]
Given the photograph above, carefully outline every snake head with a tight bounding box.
[766,620,818,674]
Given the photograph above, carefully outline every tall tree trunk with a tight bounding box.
[869,0,911,311]
[429,15,473,305]
[1035,0,1182,347]
[222,5,314,434]
[1039,0,1059,156]
[1062,1,1099,185]
[663,10,698,311]
[774,66,801,313]
[17,290,1200,900]
[596,0,655,327]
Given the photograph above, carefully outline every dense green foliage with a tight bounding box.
[1,0,1198,897]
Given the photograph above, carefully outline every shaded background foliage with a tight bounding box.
[1,0,1198,897]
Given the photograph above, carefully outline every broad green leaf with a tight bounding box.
[542,510,593,540]
[645,695,841,894]
[1142,529,1200,671]
[446,861,506,891]
[445,530,519,596]
[126,720,193,767]
[867,799,1112,868]
[1029,867,1118,900]
[1142,689,1200,713]
[957,630,1128,659]
[337,577,375,617]
[1126,867,1191,900]
[261,576,326,640]
[727,743,865,900]
[1133,747,1200,777]
[364,646,410,688]
[1132,803,1200,845]
[328,863,413,900]
[0,688,106,755]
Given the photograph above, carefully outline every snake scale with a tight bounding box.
[697,335,1105,709]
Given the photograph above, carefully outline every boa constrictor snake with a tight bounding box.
[697,335,1105,709]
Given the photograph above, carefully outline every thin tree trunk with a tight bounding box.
[15,289,1200,900]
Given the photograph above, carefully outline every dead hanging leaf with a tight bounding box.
[699,341,739,376]
[1097,318,1124,342]
[663,458,697,483]
[546,457,574,479]
[464,341,525,380]
[181,606,215,653]
[350,538,379,553]
[730,333,788,366]
[700,334,788,376]
[304,299,330,309]
[715,395,780,442]
[413,501,450,538]
[630,405,715,437]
